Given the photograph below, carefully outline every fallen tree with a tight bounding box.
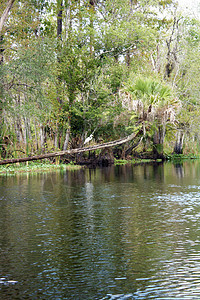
[0,129,143,165]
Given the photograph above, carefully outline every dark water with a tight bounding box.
[1,162,200,299]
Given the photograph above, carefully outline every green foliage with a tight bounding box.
[1,0,199,160]
[127,76,174,103]
[123,76,179,156]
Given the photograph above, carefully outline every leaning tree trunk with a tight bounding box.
[0,129,143,165]
[0,0,16,33]
[174,130,184,154]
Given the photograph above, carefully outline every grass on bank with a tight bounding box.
[165,153,200,161]
[114,158,163,165]
[0,161,82,175]
[114,154,200,165]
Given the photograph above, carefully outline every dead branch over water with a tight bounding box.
[0,130,143,165]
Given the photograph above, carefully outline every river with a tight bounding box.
[1,161,200,299]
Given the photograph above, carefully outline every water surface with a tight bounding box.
[1,162,200,299]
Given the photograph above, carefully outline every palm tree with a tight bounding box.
[123,77,180,158]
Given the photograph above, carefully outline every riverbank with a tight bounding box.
[0,159,162,175]
[0,154,199,175]
[114,158,163,165]
[0,161,83,175]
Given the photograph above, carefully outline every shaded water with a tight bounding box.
[1,162,200,299]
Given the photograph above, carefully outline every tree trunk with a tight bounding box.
[22,117,30,156]
[56,0,63,148]
[57,0,63,39]
[89,0,95,56]
[0,130,143,165]
[125,49,131,67]
[56,0,63,104]
[34,119,39,151]
[39,125,47,152]
[65,0,71,40]
[125,136,143,156]
[14,116,22,144]
[14,95,23,143]
[174,130,184,154]
[0,35,4,65]
[54,125,59,149]
[164,17,179,80]
[153,125,165,159]
[0,0,16,33]
[63,127,70,150]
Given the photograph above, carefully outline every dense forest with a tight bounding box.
[0,0,200,164]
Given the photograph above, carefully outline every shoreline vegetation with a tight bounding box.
[1,2,200,170]
[0,154,199,175]
[0,161,82,175]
